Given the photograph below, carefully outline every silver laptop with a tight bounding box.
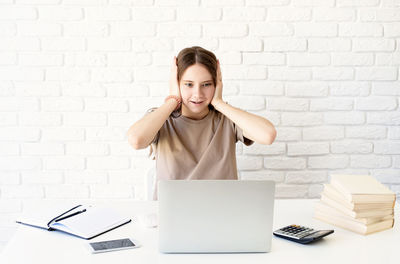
[158,180,275,253]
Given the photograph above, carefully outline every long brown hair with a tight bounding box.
[149,46,219,159]
[177,46,218,86]
[171,46,218,117]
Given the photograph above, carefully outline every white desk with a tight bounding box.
[1,199,399,264]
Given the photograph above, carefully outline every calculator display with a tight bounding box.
[310,231,326,236]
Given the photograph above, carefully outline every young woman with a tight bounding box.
[127,46,276,199]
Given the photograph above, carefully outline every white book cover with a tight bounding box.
[330,174,396,203]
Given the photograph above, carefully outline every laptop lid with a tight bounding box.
[158,180,275,253]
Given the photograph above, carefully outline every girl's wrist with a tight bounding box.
[212,99,225,110]
[165,95,182,111]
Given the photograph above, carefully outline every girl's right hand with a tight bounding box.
[169,56,181,97]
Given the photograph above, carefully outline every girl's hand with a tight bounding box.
[169,56,181,97]
[211,59,223,106]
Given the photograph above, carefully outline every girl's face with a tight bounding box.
[179,63,215,120]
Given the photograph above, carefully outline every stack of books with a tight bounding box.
[314,174,396,235]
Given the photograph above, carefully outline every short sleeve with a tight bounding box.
[233,121,254,146]
[145,107,160,144]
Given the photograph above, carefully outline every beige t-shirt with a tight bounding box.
[149,108,254,199]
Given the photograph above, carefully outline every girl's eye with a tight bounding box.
[184,83,212,87]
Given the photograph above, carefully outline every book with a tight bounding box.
[323,184,395,211]
[320,193,393,219]
[315,201,394,225]
[314,210,394,235]
[330,174,396,203]
[16,203,131,240]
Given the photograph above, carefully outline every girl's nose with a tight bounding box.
[193,85,202,96]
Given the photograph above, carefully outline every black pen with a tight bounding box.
[55,209,87,222]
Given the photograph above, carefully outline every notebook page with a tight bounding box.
[50,207,130,238]
[16,202,80,229]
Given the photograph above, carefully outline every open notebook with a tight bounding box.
[16,203,131,240]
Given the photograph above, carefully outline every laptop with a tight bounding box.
[158,180,275,253]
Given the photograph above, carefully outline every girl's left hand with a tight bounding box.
[211,59,223,107]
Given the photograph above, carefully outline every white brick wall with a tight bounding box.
[1,1,400,251]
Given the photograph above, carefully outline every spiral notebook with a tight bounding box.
[16,203,131,240]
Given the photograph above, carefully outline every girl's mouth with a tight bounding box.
[190,101,204,105]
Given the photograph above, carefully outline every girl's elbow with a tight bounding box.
[263,127,277,145]
[268,128,277,145]
[127,133,146,150]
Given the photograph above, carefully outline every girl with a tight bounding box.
[127,46,276,200]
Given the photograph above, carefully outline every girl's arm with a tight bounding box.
[213,100,276,145]
[127,56,181,150]
[212,60,276,145]
[127,99,178,149]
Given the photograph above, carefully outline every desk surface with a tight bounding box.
[1,199,399,264]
